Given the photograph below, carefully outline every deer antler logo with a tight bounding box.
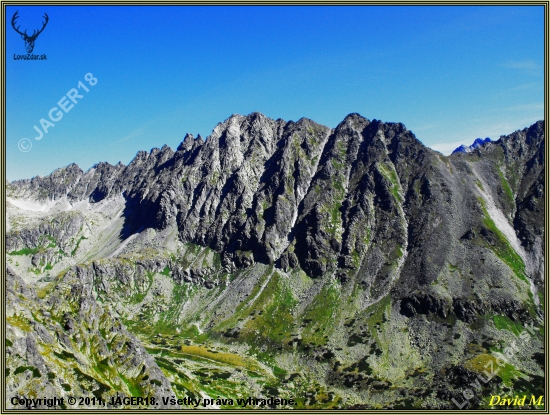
[11,11,49,54]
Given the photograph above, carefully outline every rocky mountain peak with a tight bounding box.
[452,136,492,154]
[177,133,195,152]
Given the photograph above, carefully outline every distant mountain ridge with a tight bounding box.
[452,137,492,154]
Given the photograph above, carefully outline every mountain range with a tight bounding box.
[452,137,493,154]
[5,113,545,409]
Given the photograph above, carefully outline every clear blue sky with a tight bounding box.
[6,5,544,180]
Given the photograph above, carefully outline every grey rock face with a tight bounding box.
[9,114,544,304]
